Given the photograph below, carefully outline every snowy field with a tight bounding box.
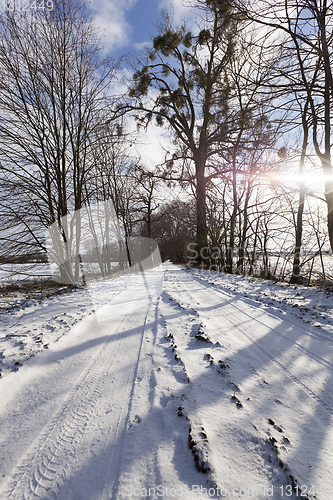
[0,263,333,499]
[0,264,94,378]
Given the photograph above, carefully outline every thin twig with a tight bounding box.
[9,313,26,328]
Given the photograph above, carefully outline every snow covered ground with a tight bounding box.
[0,264,94,378]
[1,263,333,499]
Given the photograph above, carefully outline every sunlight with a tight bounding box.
[263,170,328,193]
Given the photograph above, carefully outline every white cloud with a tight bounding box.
[88,0,138,52]
[133,41,151,51]
[122,110,171,167]
[158,0,195,24]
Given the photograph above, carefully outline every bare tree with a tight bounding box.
[129,164,162,239]
[240,0,333,254]
[0,0,117,282]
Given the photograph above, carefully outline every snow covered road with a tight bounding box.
[0,277,156,500]
[1,264,333,499]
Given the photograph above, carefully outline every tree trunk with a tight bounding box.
[226,156,238,274]
[320,11,333,252]
[290,108,308,284]
[324,164,333,252]
[195,159,208,266]
[236,177,252,275]
[249,217,260,275]
[74,209,82,282]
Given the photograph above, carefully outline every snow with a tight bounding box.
[0,276,94,379]
[1,263,333,499]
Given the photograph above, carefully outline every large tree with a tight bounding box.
[125,0,239,263]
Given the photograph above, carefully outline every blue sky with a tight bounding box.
[85,0,191,166]
[88,0,189,57]
[126,0,160,50]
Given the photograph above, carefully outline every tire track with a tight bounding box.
[101,299,154,500]
[236,321,333,416]
[183,271,333,370]
[2,315,127,500]
[174,270,333,416]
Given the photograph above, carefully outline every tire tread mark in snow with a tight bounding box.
[184,272,333,417]
[185,272,333,370]
[2,315,127,500]
[237,323,333,415]
[101,299,154,500]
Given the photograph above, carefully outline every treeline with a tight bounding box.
[0,0,333,285]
